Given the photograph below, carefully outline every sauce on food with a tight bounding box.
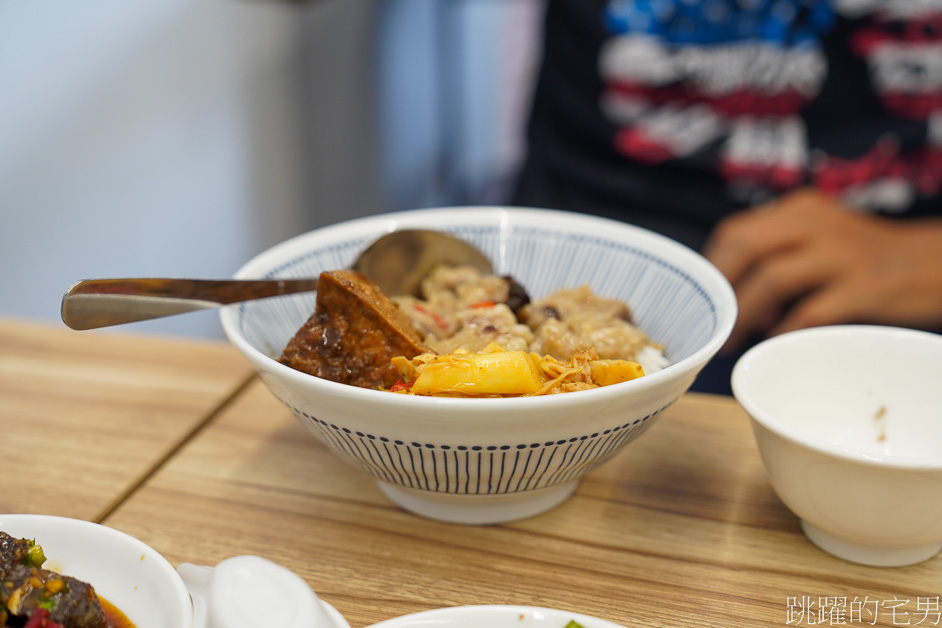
[99,596,136,628]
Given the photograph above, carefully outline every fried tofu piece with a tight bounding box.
[279,270,431,389]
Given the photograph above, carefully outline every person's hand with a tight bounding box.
[703,188,942,353]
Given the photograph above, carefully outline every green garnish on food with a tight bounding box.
[564,621,586,628]
[24,542,47,568]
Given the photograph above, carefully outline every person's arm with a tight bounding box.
[703,188,942,353]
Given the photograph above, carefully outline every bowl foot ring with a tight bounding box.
[377,481,580,525]
[801,520,942,567]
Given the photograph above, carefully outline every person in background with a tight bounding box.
[511,0,942,394]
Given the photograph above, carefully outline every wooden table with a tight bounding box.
[2,319,939,627]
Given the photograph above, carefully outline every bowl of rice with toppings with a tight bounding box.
[222,206,736,524]
[382,264,669,397]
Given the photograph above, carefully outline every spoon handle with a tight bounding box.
[61,277,319,330]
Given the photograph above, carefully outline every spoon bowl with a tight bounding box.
[61,229,493,330]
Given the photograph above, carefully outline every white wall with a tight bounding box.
[0,0,383,339]
[0,0,541,340]
[376,0,542,211]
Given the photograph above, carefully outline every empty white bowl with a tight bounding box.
[732,325,942,567]
[222,206,736,524]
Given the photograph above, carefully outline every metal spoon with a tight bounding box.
[61,229,492,330]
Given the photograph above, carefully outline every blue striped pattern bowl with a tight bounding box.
[221,207,736,524]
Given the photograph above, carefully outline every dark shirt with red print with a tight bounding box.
[513,0,942,251]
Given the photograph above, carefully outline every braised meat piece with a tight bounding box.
[280,270,431,389]
[1,565,107,628]
[0,532,34,578]
[0,532,107,628]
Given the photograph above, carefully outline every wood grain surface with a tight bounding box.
[102,378,942,628]
[0,318,254,520]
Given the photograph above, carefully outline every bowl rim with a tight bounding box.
[731,324,942,470]
[221,206,737,409]
[365,603,627,628]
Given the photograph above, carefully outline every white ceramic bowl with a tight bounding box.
[0,514,351,628]
[0,514,192,628]
[732,325,942,567]
[222,207,736,524]
[367,605,627,628]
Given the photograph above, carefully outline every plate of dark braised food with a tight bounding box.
[0,515,191,628]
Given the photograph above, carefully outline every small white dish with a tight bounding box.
[0,514,349,628]
[367,604,627,628]
[0,514,192,628]
[732,325,942,567]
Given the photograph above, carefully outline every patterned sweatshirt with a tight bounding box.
[513,0,942,250]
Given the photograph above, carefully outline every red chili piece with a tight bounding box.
[23,609,65,628]
[389,379,415,392]
[413,304,449,331]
